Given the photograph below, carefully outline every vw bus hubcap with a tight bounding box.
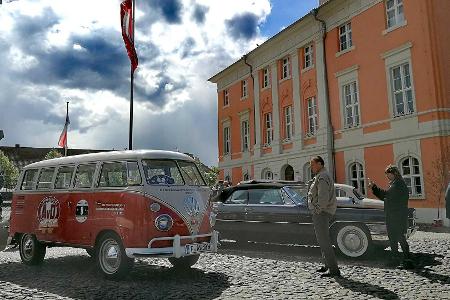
[100,239,121,274]
[22,235,35,260]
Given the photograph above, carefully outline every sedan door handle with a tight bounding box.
[245,207,252,212]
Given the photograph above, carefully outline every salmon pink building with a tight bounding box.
[209,0,450,225]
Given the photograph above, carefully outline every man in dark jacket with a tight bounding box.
[369,165,412,268]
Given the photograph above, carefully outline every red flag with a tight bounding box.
[58,114,70,148]
[120,0,138,72]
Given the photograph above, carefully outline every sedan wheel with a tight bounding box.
[335,224,371,258]
[19,233,46,265]
[97,233,134,280]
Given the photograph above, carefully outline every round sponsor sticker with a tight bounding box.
[76,200,89,223]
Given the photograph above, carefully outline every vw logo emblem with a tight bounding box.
[184,196,200,216]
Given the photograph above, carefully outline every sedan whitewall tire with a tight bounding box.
[335,224,371,258]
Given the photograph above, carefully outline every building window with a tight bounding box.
[223,89,229,107]
[386,0,404,28]
[304,44,313,69]
[391,62,414,117]
[284,106,293,141]
[306,97,318,136]
[263,67,270,88]
[264,112,273,146]
[263,169,274,180]
[281,57,290,79]
[241,80,247,98]
[343,81,360,128]
[339,22,352,51]
[223,126,230,155]
[241,120,249,152]
[243,172,250,181]
[401,156,423,196]
[349,162,366,195]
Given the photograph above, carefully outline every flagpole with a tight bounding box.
[128,0,135,151]
[65,101,69,156]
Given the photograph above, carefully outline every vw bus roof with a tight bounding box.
[23,150,195,169]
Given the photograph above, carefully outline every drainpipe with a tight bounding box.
[243,55,256,147]
[312,8,336,180]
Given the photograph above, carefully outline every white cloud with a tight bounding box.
[0,0,273,167]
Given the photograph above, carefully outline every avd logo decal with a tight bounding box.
[37,197,60,231]
[76,200,89,223]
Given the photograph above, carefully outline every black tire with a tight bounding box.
[96,232,134,280]
[168,255,200,269]
[334,223,372,258]
[19,233,46,265]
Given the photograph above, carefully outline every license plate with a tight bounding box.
[185,242,212,255]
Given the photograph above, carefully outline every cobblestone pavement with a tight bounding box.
[0,207,449,299]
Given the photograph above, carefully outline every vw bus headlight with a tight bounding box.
[155,214,173,231]
[209,212,216,226]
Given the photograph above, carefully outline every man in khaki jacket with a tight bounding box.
[308,156,340,277]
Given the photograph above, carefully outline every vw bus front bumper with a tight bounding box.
[125,230,219,258]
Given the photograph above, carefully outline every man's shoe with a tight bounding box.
[316,266,328,273]
[320,270,341,278]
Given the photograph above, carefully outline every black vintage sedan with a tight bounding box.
[212,181,417,258]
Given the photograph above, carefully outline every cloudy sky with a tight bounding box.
[0,0,317,166]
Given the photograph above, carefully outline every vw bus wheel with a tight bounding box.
[168,255,200,269]
[334,224,371,258]
[97,233,134,280]
[19,233,46,265]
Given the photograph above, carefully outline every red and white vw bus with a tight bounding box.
[7,150,218,279]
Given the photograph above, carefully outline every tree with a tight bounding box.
[0,150,19,189]
[425,143,450,222]
[44,149,63,160]
[203,166,219,187]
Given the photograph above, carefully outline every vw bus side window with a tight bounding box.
[20,169,38,190]
[177,161,206,186]
[98,161,141,187]
[127,161,142,185]
[74,164,96,189]
[54,166,75,189]
[142,160,184,185]
[37,168,56,190]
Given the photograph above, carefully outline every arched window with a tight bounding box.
[349,162,366,195]
[283,165,294,181]
[243,172,250,181]
[400,156,423,196]
[303,163,313,182]
[262,169,273,180]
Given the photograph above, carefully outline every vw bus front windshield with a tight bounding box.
[141,160,206,186]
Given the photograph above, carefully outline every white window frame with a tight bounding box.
[390,62,414,117]
[264,112,273,146]
[284,106,293,142]
[223,89,229,107]
[281,57,290,80]
[304,44,313,69]
[339,22,352,52]
[306,97,318,137]
[263,67,270,88]
[348,162,366,195]
[223,126,230,155]
[342,81,360,128]
[386,0,405,29]
[241,80,248,99]
[400,156,423,197]
[241,120,249,152]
